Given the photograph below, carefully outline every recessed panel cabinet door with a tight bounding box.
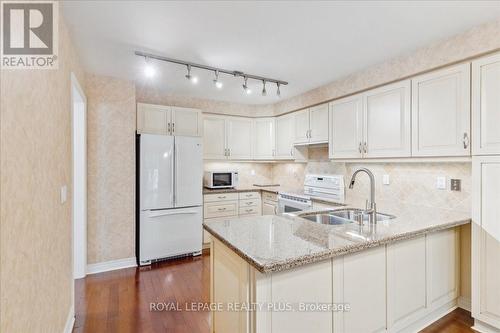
[329,94,363,159]
[293,109,310,144]
[226,117,253,160]
[202,115,226,159]
[137,103,170,135]
[364,80,411,158]
[275,113,295,159]
[309,103,329,143]
[412,64,471,156]
[472,156,500,329]
[473,53,500,155]
[253,118,275,159]
[171,107,201,136]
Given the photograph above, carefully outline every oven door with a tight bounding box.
[278,196,312,214]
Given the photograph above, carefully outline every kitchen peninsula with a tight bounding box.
[204,204,470,333]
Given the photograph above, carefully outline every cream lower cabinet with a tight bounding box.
[472,156,500,331]
[262,191,278,215]
[137,103,201,136]
[472,52,500,155]
[209,228,460,333]
[411,63,471,157]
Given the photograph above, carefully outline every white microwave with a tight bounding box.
[204,171,239,189]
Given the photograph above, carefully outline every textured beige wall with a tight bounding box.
[86,74,136,264]
[273,19,500,115]
[137,85,274,117]
[0,19,85,332]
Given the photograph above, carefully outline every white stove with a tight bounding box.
[278,174,345,213]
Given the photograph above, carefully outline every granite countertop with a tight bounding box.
[203,204,470,273]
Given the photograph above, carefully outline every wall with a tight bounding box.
[204,162,274,188]
[273,19,500,115]
[0,19,85,333]
[86,74,136,264]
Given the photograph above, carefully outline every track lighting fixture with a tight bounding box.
[185,64,198,84]
[143,57,155,78]
[243,77,252,94]
[276,82,281,97]
[213,70,223,89]
[135,51,287,96]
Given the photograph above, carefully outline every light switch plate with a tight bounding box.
[60,185,67,203]
[382,174,390,185]
[436,177,447,190]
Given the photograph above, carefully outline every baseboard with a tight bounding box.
[472,319,500,333]
[397,299,457,333]
[63,305,75,333]
[86,257,137,275]
[458,296,472,311]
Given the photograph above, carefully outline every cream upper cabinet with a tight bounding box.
[293,109,310,144]
[171,106,201,137]
[309,103,329,143]
[329,94,364,159]
[364,80,411,158]
[226,117,253,160]
[137,103,171,135]
[253,118,275,159]
[203,115,227,159]
[473,53,500,155]
[472,156,500,330]
[412,64,471,157]
[275,113,295,159]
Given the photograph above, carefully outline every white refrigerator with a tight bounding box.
[137,134,203,265]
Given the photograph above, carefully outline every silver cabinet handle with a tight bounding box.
[167,122,171,134]
[246,202,253,205]
[172,122,175,134]
[217,207,227,211]
[463,132,469,149]
[309,129,312,138]
[358,142,362,154]
[245,209,253,213]
[224,148,227,156]
[363,142,368,154]
[218,195,226,199]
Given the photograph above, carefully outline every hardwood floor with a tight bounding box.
[74,253,474,333]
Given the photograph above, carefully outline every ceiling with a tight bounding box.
[62,1,500,105]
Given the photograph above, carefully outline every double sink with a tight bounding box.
[302,208,395,226]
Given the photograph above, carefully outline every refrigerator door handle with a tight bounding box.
[172,139,176,206]
[148,210,199,218]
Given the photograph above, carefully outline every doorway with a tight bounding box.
[71,73,87,279]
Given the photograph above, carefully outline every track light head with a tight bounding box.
[243,77,252,94]
[185,65,198,84]
[276,82,281,97]
[213,70,223,89]
[143,57,155,78]
[262,80,267,96]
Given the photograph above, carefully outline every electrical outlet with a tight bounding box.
[60,185,67,204]
[451,179,461,191]
[382,174,390,185]
[436,177,447,190]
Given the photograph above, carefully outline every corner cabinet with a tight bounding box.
[411,63,471,157]
[137,103,201,136]
[472,156,500,331]
[293,103,329,145]
[329,80,411,159]
[472,53,500,155]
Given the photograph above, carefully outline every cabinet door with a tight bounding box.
[226,117,253,160]
[202,115,226,159]
[364,80,411,158]
[473,53,500,155]
[472,156,500,329]
[329,94,364,159]
[293,109,310,144]
[171,106,201,136]
[309,103,329,143]
[387,236,427,331]
[275,114,295,159]
[333,246,386,333]
[427,228,459,309]
[253,118,275,159]
[137,103,170,135]
[412,64,471,156]
[262,201,277,215]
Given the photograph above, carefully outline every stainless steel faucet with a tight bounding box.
[349,168,377,224]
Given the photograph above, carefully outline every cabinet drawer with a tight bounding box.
[238,191,261,200]
[204,201,238,218]
[239,206,261,216]
[204,192,239,202]
[262,191,278,202]
[239,199,261,208]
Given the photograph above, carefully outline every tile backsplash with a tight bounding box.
[206,146,471,214]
